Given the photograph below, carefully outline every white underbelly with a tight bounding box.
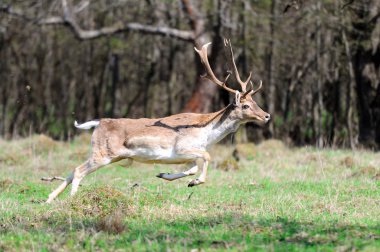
[129,147,191,164]
[132,147,173,160]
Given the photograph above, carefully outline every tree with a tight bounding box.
[1,0,380,149]
[344,0,380,148]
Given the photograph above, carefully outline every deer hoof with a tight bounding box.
[188,179,202,187]
[156,173,169,178]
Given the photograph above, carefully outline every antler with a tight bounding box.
[195,41,263,98]
[242,80,263,98]
[223,38,252,93]
[194,43,237,94]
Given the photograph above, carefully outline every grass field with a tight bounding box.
[0,134,379,251]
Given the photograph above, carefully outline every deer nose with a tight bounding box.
[265,114,271,122]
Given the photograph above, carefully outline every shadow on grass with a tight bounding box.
[116,215,380,250]
[2,212,377,251]
[2,185,379,250]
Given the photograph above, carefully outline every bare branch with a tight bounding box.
[125,23,194,41]
[1,2,195,42]
[41,176,66,182]
[40,20,194,41]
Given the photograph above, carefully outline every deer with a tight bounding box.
[46,39,270,203]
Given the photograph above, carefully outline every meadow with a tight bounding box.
[0,134,379,251]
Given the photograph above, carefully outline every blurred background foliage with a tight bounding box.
[0,0,379,149]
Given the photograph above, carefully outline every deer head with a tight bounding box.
[194,39,270,125]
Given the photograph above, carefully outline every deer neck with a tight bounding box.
[205,105,241,146]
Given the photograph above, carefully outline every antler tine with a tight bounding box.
[242,80,263,98]
[194,43,236,94]
[242,81,253,98]
[224,38,253,92]
[251,80,263,96]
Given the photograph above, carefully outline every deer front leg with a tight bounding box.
[156,150,210,186]
[157,162,198,181]
[188,151,210,187]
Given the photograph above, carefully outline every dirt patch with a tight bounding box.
[340,156,355,168]
[0,179,14,190]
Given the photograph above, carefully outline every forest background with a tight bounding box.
[1,0,380,150]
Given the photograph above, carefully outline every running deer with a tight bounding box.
[46,39,270,203]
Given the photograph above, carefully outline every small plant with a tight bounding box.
[233,143,257,161]
[217,158,240,171]
[68,186,132,218]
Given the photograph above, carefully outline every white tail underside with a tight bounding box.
[74,120,99,130]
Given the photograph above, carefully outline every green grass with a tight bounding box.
[0,135,380,251]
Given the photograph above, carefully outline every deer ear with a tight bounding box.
[234,91,241,107]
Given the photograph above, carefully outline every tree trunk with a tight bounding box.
[182,0,224,113]
[316,0,324,147]
[348,0,380,149]
[266,0,278,137]
[342,30,356,149]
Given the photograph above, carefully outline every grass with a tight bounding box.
[0,134,380,251]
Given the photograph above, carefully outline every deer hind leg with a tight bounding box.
[70,155,132,195]
[70,159,105,196]
[46,172,75,203]
[46,160,98,203]
[156,162,198,181]
[45,159,95,203]
[46,156,127,203]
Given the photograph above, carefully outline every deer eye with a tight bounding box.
[242,105,250,110]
